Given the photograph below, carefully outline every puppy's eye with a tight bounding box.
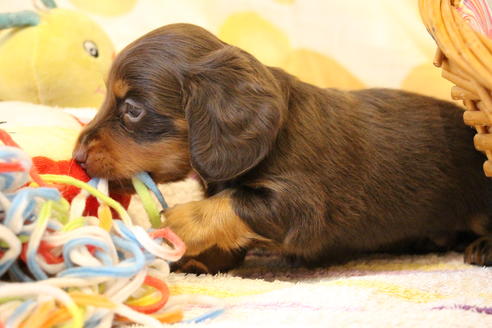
[123,99,145,124]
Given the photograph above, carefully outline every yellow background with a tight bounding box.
[0,0,454,101]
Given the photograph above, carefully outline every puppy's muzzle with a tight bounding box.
[73,144,88,169]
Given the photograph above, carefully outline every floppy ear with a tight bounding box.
[184,46,284,182]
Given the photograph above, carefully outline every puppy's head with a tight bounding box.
[73,23,285,187]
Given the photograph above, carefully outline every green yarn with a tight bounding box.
[52,198,70,225]
[62,217,87,232]
[132,177,162,229]
[0,11,40,29]
[40,174,133,226]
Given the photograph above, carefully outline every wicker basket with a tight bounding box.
[420,0,492,177]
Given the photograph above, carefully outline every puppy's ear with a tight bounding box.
[184,46,284,182]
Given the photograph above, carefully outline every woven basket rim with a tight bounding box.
[419,0,492,177]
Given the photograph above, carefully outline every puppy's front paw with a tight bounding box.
[161,193,260,257]
[162,202,216,256]
[464,236,492,266]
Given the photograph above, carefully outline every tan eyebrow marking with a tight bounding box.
[113,79,129,98]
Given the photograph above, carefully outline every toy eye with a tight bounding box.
[83,40,99,58]
[123,99,145,124]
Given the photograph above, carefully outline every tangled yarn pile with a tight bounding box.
[0,130,222,327]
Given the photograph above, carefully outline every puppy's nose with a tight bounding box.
[73,146,88,168]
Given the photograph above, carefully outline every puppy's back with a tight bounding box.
[334,88,491,247]
[255,84,492,259]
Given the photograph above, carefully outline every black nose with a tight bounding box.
[73,146,88,168]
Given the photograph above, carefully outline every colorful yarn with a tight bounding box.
[0,132,224,326]
[132,175,161,228]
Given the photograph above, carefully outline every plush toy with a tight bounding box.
[0,101,84,160]
[0,101,130,216]
[0,0,114,108]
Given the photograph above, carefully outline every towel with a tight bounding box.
[129,179,492,328]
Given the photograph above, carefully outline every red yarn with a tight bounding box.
[127,275,170,314]
[0,162,24,172]
[20,241,64,264]
[32,157,131,217]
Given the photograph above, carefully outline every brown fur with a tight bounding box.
[163,191,262,256]
[112,79,129,98]
[74,23,492,272]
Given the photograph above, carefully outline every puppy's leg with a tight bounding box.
[162,190,261,256]
[465,236,492,266]
[172,246,247,274]
[465,214,492,266]
[164,181,351,269]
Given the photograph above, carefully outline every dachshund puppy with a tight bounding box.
[74,23,492,272]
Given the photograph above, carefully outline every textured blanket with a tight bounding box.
[131,252,491,327]
[129,180,492,328]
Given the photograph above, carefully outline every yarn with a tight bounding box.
[0,132,224,327]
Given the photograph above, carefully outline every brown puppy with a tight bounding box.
[74,23,492,272]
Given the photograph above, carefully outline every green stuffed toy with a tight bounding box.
[0,0,114,108]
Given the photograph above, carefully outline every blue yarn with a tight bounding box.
[5,299,35,328]
[62,238,111,268]
[0,148,27,161]
[58,236,145,278]
[0,259,14,277]
[184,309,225,324]
[8,262,33,282]
[114,221,157,263]
[26,248,48,280]
[22,201,36,222]
[88,178,99,188]
[114,220,139,244]
[1,173,14,191]
[84,310,112,328]
[135,172,168,209]
[0,11,40,29]
[84,315,102,328]
[5,188,60,227]
[47,220,61,231]
[34,188,61,202]
[144,253,155,262]
[94,250,113,266]
[112,235,146,271]
[0,147,30,191]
